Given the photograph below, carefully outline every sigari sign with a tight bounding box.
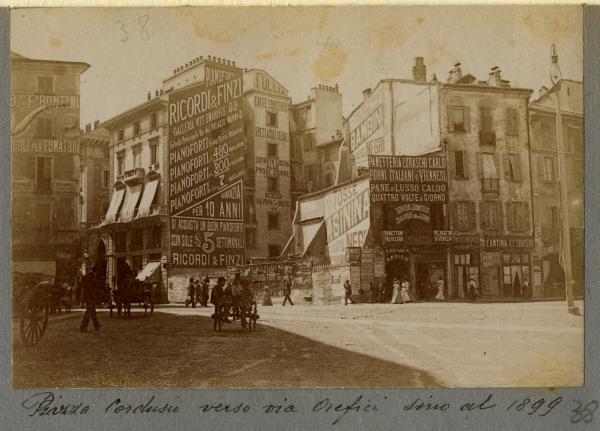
[168,62,245,268]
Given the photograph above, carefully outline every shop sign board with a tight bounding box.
[484,236,534,250]
[347,247,361,266]
[168,63,245,268]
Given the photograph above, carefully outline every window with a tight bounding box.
[543,206,560,243]
[150,112,158,129]
[35,118,56,138]
[148,225,161,249]
[150,139,159,165]
[479,153,499,192]
[303,133,315,152]
[133,146,142,168]
[454,151,467,179]
[540,121,556,149]
[268,244,281,258]
[267,176,278,192]
[114,232,127,252]
[245,228,257,249]
[102,170,110,188]
[506,201,530,231]
[480,201,503,231]
[38,76,54,94]
[266,112,278,128]
[268,212,280,230]
[505,108,520,136]
[133,121,141,136]
[117,151,125,176]
[130,229,144,250]
[504,154,522,182]
[267,143,278,158]
[118,129,124,141]
[448,106,469,133]
[452,201,475,231]
[539,156,555,182]
[35,156,52,192]
[245,195,256,222]
[566,126,581,154]
[479,107,493,132]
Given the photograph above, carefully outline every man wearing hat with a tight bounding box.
[79,266,101,332]
[467,276,479,301]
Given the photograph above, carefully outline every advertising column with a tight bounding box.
[168,63,245,270]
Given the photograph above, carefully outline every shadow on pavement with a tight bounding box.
[13,311,442,389]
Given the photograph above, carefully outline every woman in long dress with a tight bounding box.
[401,279,412,303]
[435,277,445,301]
[262,285,273,306]
[390,279,402,304]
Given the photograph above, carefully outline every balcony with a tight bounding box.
[481,178,500,193]
[479,131,496,146]
[122,168,145,185]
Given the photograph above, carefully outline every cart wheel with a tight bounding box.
[20,289,49,346]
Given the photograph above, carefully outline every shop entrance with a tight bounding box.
[501,253,531,297]
[416,261,446,300]
[453,253,479,299]
[385,258,409,301]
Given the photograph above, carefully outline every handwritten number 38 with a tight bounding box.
[571,400,598,424]
[116,15,149,42]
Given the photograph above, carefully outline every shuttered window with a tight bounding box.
[448,106,470,133]
[480,107,493,132]
[35,118,56,138]
[503,154,522,182]
[506,201,530,231]
[505,108,520,136]
[480,201,503,231]
[452,201,476,231]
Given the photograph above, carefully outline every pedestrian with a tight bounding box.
[262,285,273,306]
[201,276,210,307]
[369,282,376,304]
[282,276,294,306]
[468,277,479,301]
[435,277,446,301]
[401,278,412,303]
[210,276,231,323]
[185,277,196,307]
[377,282,384,303]
[344,280,355,305]
[79,266,101,332]
[390,278,402,304]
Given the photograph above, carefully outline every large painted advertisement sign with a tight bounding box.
[168,63,245,268]
[369,154,447,224]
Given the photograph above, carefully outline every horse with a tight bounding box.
[114,277,153,318]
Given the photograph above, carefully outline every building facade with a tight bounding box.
[529,80,584,298]
[11,52,89,284]
[285,58,536,303]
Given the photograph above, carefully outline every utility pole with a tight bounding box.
[549,44,579,315]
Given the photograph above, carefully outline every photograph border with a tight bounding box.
[0,5,598,430]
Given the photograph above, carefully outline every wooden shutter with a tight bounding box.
[464,106,471,132]
[553,157,558,182]
[496,201,504,232]
[462,152,470,179]
[537,156,545,181]
[505,202,513,231]
[49,118,56,138]
[492,153,501,179]
[448,150,456,178]
[523,202,531,231]
[476,153,483,179]
[503,154,510,180]
[513,154,522,181]
[447,106,455,132]
[451,202,458,230]
[480,202,488,230]
[469,201,476,230]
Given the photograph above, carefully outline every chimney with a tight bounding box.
[362,88,372,102]
[539,86,549,98]
[488,66,501,87]
[412,57,426,83]
[155,90,159,97]
[147,92,151,101]
[448,62,462,84]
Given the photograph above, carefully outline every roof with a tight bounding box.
[297,173,369,201]
[11,51,90,73]
[101,97,167,130]
[531,79,583,104]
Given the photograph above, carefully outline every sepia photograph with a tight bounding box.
[9,5,584,389]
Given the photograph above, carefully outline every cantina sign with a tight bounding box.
[484,236,534,250]
[168,63,245,268]
[369,155,448,204]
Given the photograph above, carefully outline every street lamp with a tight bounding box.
[549,44,579,316]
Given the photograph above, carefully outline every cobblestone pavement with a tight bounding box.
[12,301,583,388]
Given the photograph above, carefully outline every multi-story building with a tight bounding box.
[243,69,293,259]
[92,90,169,299]
[11,52,89,284]
[286,57,536,302]
[529,80,584,298]
[289,84,344,195]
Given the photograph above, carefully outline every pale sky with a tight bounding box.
[11,6,583,126]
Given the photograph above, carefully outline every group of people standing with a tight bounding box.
[185,276,210,308]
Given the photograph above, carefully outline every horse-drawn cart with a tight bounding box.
[212,296,259,332]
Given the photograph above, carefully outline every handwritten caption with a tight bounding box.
[20,392,598,426]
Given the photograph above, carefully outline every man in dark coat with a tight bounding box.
[344,280,355,305]
[79,267,101,332]
[282,276,294,306]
